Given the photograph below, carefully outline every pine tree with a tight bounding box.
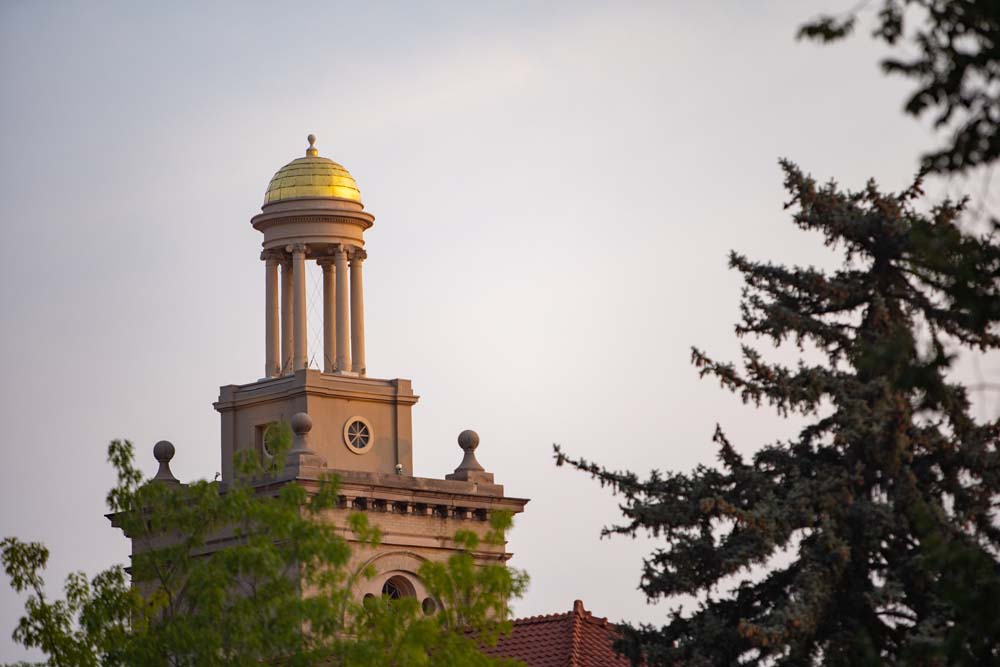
[799,0,1000,175]
[555,161,1000,666]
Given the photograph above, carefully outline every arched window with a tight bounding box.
[380,575,415,599]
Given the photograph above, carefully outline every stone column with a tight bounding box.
[318,257,336,373]
[334,245,351,372]
[262,250,281,378]
[290,243,308,371]
[349,248,367,375]
[280,256,293,374]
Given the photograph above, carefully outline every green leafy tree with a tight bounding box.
[556,161,1000,666]
[799,0,1000,174]
[3,430,527,667]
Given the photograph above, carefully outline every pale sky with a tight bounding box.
[1,1,995,661]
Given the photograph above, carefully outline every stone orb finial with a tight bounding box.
[446,429,490,483]
[152,440,179,485]
[458,429,479,452]
[291,412,313,435]
[153,440,175,463]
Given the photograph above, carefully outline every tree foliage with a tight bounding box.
[799,0,1000,174]
[3,433,527,667]
[556,160,1000,666]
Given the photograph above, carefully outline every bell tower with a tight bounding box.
[214,134,414,481]
[208,135,527,602]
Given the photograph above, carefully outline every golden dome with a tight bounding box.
[263,135,362,205]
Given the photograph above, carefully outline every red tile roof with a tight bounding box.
[485,600,632,667]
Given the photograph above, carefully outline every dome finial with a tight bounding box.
[306,134,318,157]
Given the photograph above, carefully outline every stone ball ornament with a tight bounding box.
[153,439,175,463]
[291,412,313,435]
[458,429,479,451]
[446,428,492,483]
[152,440,180,484]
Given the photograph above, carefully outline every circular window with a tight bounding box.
[422,597,438,615]
[262,423,281,458]
[343,416,374,454]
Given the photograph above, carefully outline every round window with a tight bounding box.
[262,423,281,458]
[343,416,374,454]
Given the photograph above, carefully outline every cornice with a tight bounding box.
[216,372,419,411]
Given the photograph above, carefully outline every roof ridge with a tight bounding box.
[568,600,587,667]
[580,609,613,628]
[510,610,574,625]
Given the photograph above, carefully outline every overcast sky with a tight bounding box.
[2,0,997,662]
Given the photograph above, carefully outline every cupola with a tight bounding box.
[250,135,374,377]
